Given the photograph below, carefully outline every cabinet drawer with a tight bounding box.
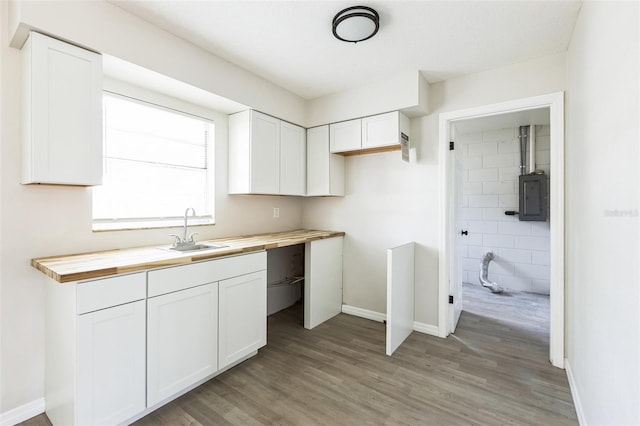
[148,252,267,297]
[77,273,146,314]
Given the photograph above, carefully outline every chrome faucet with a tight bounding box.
[183,207,196,243]
[170,207,198,247]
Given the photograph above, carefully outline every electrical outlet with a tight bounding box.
[273,207,280,218]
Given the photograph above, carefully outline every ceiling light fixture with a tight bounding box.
[332,6,379,43]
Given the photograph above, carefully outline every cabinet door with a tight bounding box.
[386,242,415,356]
[307,126,330,196]
[307,126,345,196]
[330,119,361,153]
[23,32,102,186]
[280,121,306,196]
[304,237,343,329]
[77,300,146,426]
[362,111,400,149]
[250,111,280,194]
[147,283,218,406]
[219,271,267,369]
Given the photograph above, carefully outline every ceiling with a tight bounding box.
[109,1,582,100]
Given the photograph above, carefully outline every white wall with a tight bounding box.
[303,53,566,325]
[306,70,429,127]
[0,1,304,415]
[458,125,551,294]
[565,1,639,424]
[0,6,4,421]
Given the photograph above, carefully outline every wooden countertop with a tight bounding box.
[32,229,344,283]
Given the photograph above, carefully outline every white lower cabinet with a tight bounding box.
[147,282,219,406]
[45,272,147,426]
[44,250,273,425]
[219,270,267,369]
[77,300,146,426]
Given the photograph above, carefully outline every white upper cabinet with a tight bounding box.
[229,110,280,194]
[280,121,306,196]
[22,32,103,186]
[307,126,344,197]
[329,111,410,154]
[329,119,362,153]
[361,111,410,150]
[229,110,305,196]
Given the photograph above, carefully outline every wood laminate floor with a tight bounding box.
[21,283,576,425]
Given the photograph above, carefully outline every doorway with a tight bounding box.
[438,93,565,368]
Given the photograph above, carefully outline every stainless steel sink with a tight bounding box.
[162,243,229,252]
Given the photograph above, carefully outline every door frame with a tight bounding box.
[437,92,565,368]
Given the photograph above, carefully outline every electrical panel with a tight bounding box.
[519,173,548,221]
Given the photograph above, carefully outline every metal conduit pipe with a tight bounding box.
[518,125,529,176]
[528,125,536,174]
[479,252,503,293]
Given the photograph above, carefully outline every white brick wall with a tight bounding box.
[458,125,551,294]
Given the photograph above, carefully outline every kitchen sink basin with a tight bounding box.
[162,243,229,252]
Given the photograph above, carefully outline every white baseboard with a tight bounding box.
[342,304,386,322]
[341,305,440,337]
[565,358,586,426]
[0,398,45,426]
[413,321,440,336]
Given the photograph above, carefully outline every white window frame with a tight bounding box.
[93,91,215,231]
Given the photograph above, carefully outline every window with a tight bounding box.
[93,93,214,230]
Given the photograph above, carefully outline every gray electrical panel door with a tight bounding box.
[519,174,548,221]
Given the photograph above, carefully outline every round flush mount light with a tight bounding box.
[332,6,379,43]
